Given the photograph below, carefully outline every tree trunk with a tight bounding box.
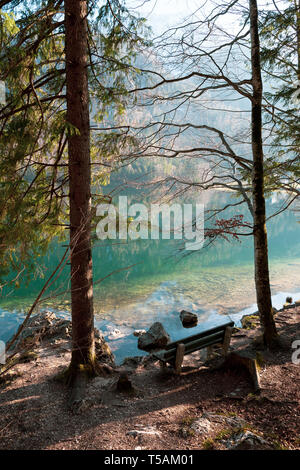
[65,0,96,378]
[249,0,278,348]
[295,0,300,80]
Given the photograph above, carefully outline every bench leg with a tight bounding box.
[175,343,185,374]
[222,326,233,357]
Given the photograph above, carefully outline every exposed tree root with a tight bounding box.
[262,333,281,351]
[54,359,114,409]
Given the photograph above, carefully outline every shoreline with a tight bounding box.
[1,285,300,364]
[0,304,299,450]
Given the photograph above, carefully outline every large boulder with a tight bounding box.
[241,312,260,329]
[137,322,170,352]
[180,310,198,327]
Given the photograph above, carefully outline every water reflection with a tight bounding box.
[0,191,299,363]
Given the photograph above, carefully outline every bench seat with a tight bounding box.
[152,320,234,374]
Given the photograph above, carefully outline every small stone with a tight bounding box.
[127,425,161,438]
[191,416,211,434]
[180,310,198,327]
[133,330,146,338]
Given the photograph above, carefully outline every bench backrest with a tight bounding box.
[165,321,234,350]
[156,321,234,362]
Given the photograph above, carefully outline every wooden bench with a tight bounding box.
[153,321,234,374]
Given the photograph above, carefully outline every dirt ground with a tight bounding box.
[0,307,299,450]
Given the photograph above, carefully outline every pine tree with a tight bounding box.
[260,0,300,187]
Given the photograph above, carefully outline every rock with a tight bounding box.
[141,354,157,367]
[283,303,296,309]
[13,311,115,366]
[76,398,93,413]
[226,430,273,450]
[97,363,115,375]
[285,296,293,304]
[127,425,161,438]
[94,337,115,365]
[223,352,261,392]
[190,412,246,436]
[121,356,144,368]
[17,311,66,346]
[133,329,146,338]
[18,350,38,363]
[295,300,300,306]
[191,416,211,435]
[180,310,198,327]
[137,322,170,352]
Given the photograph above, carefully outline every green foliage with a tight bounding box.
[260,0,300,184]
[0,0,149,287]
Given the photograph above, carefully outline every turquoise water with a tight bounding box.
[1,191,300,363]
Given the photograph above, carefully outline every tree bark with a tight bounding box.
[249,0,278,348]
[295,0,300,80]
[65,0,96,376]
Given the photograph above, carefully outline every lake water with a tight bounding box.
[1,191,300,363]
